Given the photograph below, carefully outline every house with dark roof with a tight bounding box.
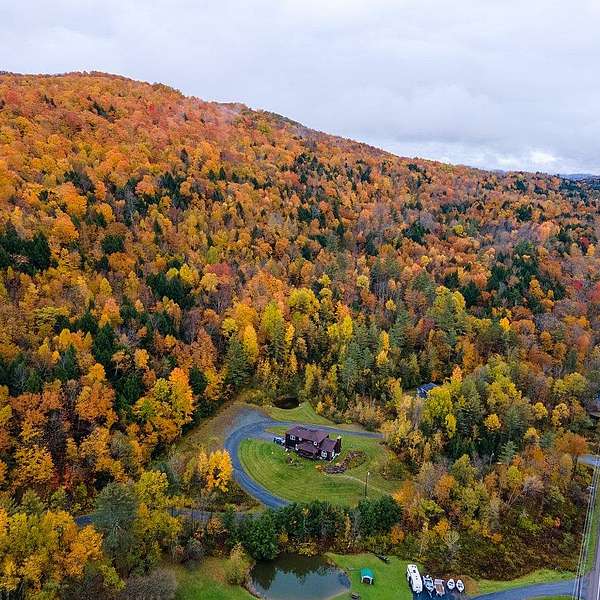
[587,393,600,418]
[284,426,341,460]
[417,382,438,399]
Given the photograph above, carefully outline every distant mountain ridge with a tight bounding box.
[559,173,600,181]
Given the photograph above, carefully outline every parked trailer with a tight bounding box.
[406,564,423,594]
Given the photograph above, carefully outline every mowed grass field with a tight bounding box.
[239,431,399,506]
[264,401,364,431]
[170,558,253,600]
[329,553,415,600]
[264,401,335,425]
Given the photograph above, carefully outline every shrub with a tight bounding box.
[224,543,251,585]
[185,537,205,562]
[118,569,177,600]
[379,455,408,480]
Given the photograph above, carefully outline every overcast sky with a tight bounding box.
[2,0,599,174]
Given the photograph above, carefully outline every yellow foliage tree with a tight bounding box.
[0,508,119,598]
[183,448,233,494]
[484,413,502,432]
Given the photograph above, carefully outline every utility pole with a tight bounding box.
[364,471,370,498]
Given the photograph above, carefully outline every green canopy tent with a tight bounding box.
[360,568,374,585]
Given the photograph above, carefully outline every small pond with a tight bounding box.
[250,553,350,600]
[273,395,299,409]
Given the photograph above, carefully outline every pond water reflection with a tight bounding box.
[250,553,350,600]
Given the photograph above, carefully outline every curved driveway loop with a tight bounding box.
[223,407,383,509]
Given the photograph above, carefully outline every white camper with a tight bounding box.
[406,564,423,593]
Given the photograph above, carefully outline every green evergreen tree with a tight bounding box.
[92,482,138,574]
[239,511,278,560]
[92,324,117,370]
[499,440,517,464]
[189,367,208,396]
[54,345,80,382]
[225,337,251,389]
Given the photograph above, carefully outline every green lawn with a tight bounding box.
[264,401,337,425]
[170,558,253,600]
[264,401,368,431]
[328,553,414,600]
[239,433,400,506]
[475,569,574,595]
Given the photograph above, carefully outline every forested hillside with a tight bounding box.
[0,72,599,596]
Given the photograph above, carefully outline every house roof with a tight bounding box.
[417,383,438,398]
[297,441,319,455]
[360,568,374,579]
[286,426,329,444]
[321,438,337,453]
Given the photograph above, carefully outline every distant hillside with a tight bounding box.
[560,174,600,191]
[1,71,599,416]
[559,173,599,181]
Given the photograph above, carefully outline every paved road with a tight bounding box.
[579,454,600,600]
[588,525,600,600]
[408,579,577,600]
[223,407,383,509]
[582,455,600,467]
[413,591,467,600]
[472,579,576,599]
[588,548,600,600]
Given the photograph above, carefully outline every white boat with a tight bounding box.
[434,578,446,596]
[456,579,465,593]
[447,578,455,590]
[424,574,435,596]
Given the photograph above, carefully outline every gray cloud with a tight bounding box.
[1,0,599,173]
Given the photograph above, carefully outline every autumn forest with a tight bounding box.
[0,72,599,598]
